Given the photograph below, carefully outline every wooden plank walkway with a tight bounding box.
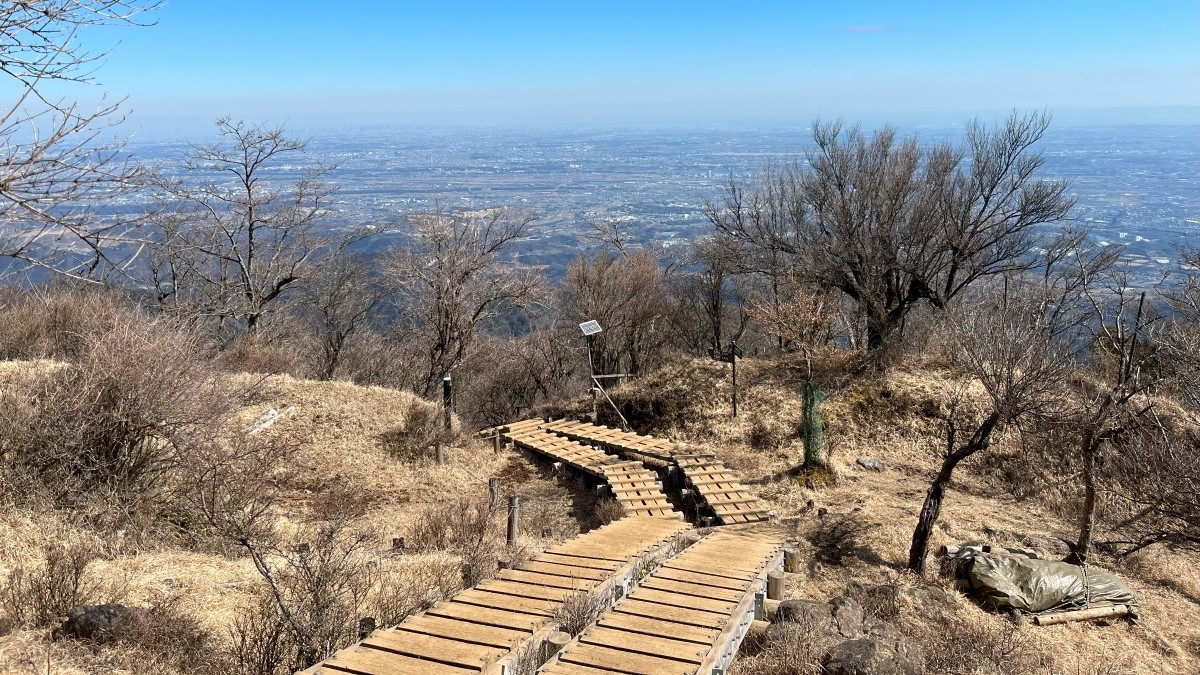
[492,419,770,526]
[302,517,692,675]
[501,425,677,519]
[538,525,785,675]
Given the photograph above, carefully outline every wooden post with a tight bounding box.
[1032,604,1130,626]
[442,375,453,431]
[357,617,376,640]
[543,631,571,661]
[507,495,520,546]
[489,478,499,511]
[784,548,802,574]
[731,340,738,418]
[436,442,445,465]
[767,571,785,601]
[493,432,501,454]
[462,562,475,588]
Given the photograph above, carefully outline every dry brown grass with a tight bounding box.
[0,365,590,674]
[592,354,1200,674]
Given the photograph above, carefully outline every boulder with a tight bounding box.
[52,604,144,642]
[830,596,866,638]
[823,637,924,675]
[773,599,834,632]
[856,457,886,472]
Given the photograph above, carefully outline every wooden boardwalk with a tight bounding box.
[539,525,785,675]
[492,419,771,526]
[500,423,678,519]
[302,517,691,675]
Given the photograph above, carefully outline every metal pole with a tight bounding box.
[507,495,520,546]
[442,375,453,431]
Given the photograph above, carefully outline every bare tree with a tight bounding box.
[1104,424,1200,555]
[1067,263,1162,563]
[670,236,751,356]
[1162,246,1200,402]
[0,1,159,280]
[147,118,351,338]
[384,206,540,397]
[297,250,391,381]
[907,279,1075,574]
[710,111,1074,354]
[562,248,671,376]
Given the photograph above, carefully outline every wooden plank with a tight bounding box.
[652,562,744,588]
[540,663,626,675]
[425,602,541,632]
[640,578,743,602]
[536,552,622,570]
[454,589,556,615]
[559,643,698,675]
[597,613,719,646]
[579,626,706,664]
[364,629,505,670]
[498,569,594,590]
[613,599,726,629]
[397,615,527,649]
[318,644,476,675]
[476,579,573,601]
[627,588,735,614]
[517,560,609,581]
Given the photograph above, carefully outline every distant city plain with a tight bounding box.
[127,123,1200,279]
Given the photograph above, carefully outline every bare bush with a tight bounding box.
[0,287,134,360]
[811,512,875,565]
[593,498,626,526]
[370,559,462,627]
[0,315,234,510]
[379,397,455,461]
[729,618,839,675]
[406,497,501,587]
[0,536,108,631]
[914,618,1047,675]
[554,588,606,636]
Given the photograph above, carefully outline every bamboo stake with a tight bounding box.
[1032,604,1130,626]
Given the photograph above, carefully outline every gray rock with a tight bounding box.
[52,604,144,642]
[773,599,834,632]
[830,596,865,638]
[823,637,924,675]
[856,457,886,472]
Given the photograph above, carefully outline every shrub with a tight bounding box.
[554,588,606,636]
[0,316,234,511]
[0,537,106,631]
[380,397,455,460]
[593,498,626,526]
[810,511,876,565]
[406,497,501,586]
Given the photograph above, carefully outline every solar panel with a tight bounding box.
[578,320,603,336]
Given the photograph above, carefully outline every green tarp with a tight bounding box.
[960,552,1138,614]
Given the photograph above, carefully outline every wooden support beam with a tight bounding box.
[1032,605,1131,626]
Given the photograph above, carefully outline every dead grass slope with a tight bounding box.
[606,355,1199,674]
[0,366,583,674]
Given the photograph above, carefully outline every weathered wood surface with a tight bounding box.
[497,419,772,526]
[540,526,784,675]
[301,517,691,674]
[1032,604,1131,626]
[502,425,678,519]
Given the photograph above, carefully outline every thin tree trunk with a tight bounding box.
[1072,437,1099,563]
[908,412,999,575]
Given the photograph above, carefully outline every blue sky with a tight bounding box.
[70,0,1200,128]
